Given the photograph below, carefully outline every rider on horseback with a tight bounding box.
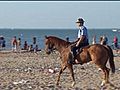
[69,18,89,64]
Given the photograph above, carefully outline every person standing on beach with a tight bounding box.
[17,38,21,52]
[92,35,96,44]
[99,35,108,45]
[102,35,108,45]
[69,18,89,64]
[11,36,17,52]
[32,37,39,52]
[0,36,6,49]
[113,36,118,49]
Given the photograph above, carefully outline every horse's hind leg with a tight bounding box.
[56,65,67,85]
[67,64,75,87]
[101,66,110,86]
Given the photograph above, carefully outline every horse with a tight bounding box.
[44,35,115,87]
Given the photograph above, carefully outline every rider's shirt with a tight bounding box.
[78,26,88,43]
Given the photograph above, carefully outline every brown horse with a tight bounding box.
[44,35,115,87]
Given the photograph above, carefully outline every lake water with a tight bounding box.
[0,28,120,49]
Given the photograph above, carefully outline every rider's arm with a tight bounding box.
[76,35,85,47]
[70,38,79,44]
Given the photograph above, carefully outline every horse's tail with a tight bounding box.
[105,45,115,73]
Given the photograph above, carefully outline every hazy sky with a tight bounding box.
[0,1,120,29]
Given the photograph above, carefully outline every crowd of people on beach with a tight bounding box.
[0,34,119,53]
[92,35,108,45]
[92,35,119,49]
[11,36,41,53]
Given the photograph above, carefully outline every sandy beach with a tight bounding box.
[0,49,120,90]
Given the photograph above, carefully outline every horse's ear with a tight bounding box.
[45,35,48,39]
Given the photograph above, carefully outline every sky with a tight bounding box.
[0,1,120,29]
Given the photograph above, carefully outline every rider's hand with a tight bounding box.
[76,42,79,47]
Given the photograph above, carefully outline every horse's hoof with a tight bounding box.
[101,80,109,87]
[101,80,109,86]
[71,82,75,87]
[98,68,102,71]
[101,80,106,86]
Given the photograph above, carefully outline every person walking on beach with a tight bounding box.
[69,18,89,64]
[11,36,17,52]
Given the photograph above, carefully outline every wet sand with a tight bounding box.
[0,50,120,90]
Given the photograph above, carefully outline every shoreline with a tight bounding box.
[0,48,120,56]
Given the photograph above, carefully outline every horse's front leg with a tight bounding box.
[68,64,75,87]
[56,65,66,85]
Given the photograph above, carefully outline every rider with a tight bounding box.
[69,18,89,64]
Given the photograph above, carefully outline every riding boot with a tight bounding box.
[71,57,76,64]
[71,53,76,64]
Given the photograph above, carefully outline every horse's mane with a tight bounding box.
[48,36,71,47]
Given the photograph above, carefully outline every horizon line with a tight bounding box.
[0,27,119,30]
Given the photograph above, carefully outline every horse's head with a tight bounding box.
[44,35,56,54]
